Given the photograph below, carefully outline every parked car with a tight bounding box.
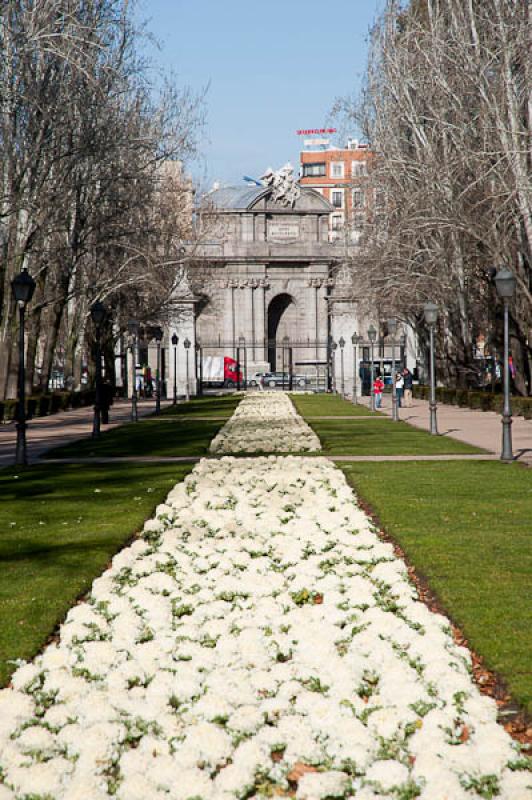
[247,372,265,387]
[261,372,308,388]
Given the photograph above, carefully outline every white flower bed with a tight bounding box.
[0,456,528,799]
[209,392,321,453]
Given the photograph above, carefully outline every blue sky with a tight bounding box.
[134,0,383,187]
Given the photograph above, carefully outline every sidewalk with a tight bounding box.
[0,399,167,467]
[361,395,532,466]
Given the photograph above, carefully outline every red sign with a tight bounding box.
[296,128,336,135]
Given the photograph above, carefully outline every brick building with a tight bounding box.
[299,137,373,241]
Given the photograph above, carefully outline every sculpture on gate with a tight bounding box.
[260,163,301,208]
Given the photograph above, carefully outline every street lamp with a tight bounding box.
[368,325,377,411]
[338,336,346,396]
[184,337,191,402]
[152,326,163,416]
[494,268,516,462]
[423,302,439,435]
[387,318,399,422]
[90,300,107,438]
[351,332,362,404]
[128,319,139,422]
[11,268,36,465]
[171,333,179,404]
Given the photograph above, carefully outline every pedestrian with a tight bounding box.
[395,371,404,408]
[373,374,384,409]
[402,368,413,407]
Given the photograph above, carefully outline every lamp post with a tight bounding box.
[90,301,107,438]
[351,332,360,404]
[368,325,377,411]
[184,337,191,402]
[11,269,36,466]
[196,339,203,396]
[388,318,399,421]
[171,333,178,404]
[494,268,516,462]
[153,326,163,415]
[423,303,439,435]
[128,320,139,422]
[338,336,346,396]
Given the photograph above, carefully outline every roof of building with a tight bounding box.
[204,185,269,210]
[203,184,332,213]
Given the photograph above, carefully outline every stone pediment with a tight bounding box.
[204,185,333,214]
[250,187,332,214]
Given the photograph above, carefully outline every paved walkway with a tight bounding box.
[0,399,168,467]
[358,395,532,466]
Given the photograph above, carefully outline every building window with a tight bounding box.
[330,161,344,179]
[375,188,385,208]
[302,162,326,177]
[352,188,365,208]
[331,190,344,208]
[331,213,344,231]
[352,161,368,177]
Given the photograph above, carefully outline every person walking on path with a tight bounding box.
[373,375,384,409]
[395,372,405,408]
[402,368,413,407]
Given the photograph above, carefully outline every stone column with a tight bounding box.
[248,278,259,359]
[226,278,238,358]
[259,276,270,362]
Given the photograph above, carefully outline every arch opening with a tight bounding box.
[267,293,296,370]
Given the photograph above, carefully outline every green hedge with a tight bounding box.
[0,390,96,424]
[413,386,532,419]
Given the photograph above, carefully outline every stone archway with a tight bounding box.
[267,293,297,370]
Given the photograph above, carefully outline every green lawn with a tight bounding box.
[309,418,483,455]
[290,393,376,417]
[161,393,241,418]
[0,463,192,686]
[45,418,223,459]
[341,460,532,713]
[44,394,242,459]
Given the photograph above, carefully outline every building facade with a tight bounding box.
[299,137,373,243]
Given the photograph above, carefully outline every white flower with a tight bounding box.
[364,759,410,791]
[296,770,349,799]
[0,427,520,798]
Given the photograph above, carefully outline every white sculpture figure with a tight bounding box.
[260,163,301,207]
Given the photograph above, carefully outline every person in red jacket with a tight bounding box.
[373,375,385,409]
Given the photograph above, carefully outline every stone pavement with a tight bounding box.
[0,399,168,468]
[359,395,532,466]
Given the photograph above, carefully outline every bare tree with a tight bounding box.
[335,0,531,392]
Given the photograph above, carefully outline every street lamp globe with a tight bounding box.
[351,331,357,345]
[11,269,36,306]
[184,337,191,349]
[423,303,439,326]
[153,326,163,342]
[127,319,139,337]
[387,317,397,337]
[368,325,377,343]
[90,300,107,326]
[339,336,345,349]
[171,333,178,347]
[494,268,516,300]
[331,341,338,350]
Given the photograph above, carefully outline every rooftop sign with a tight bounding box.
[296,128,336,135]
